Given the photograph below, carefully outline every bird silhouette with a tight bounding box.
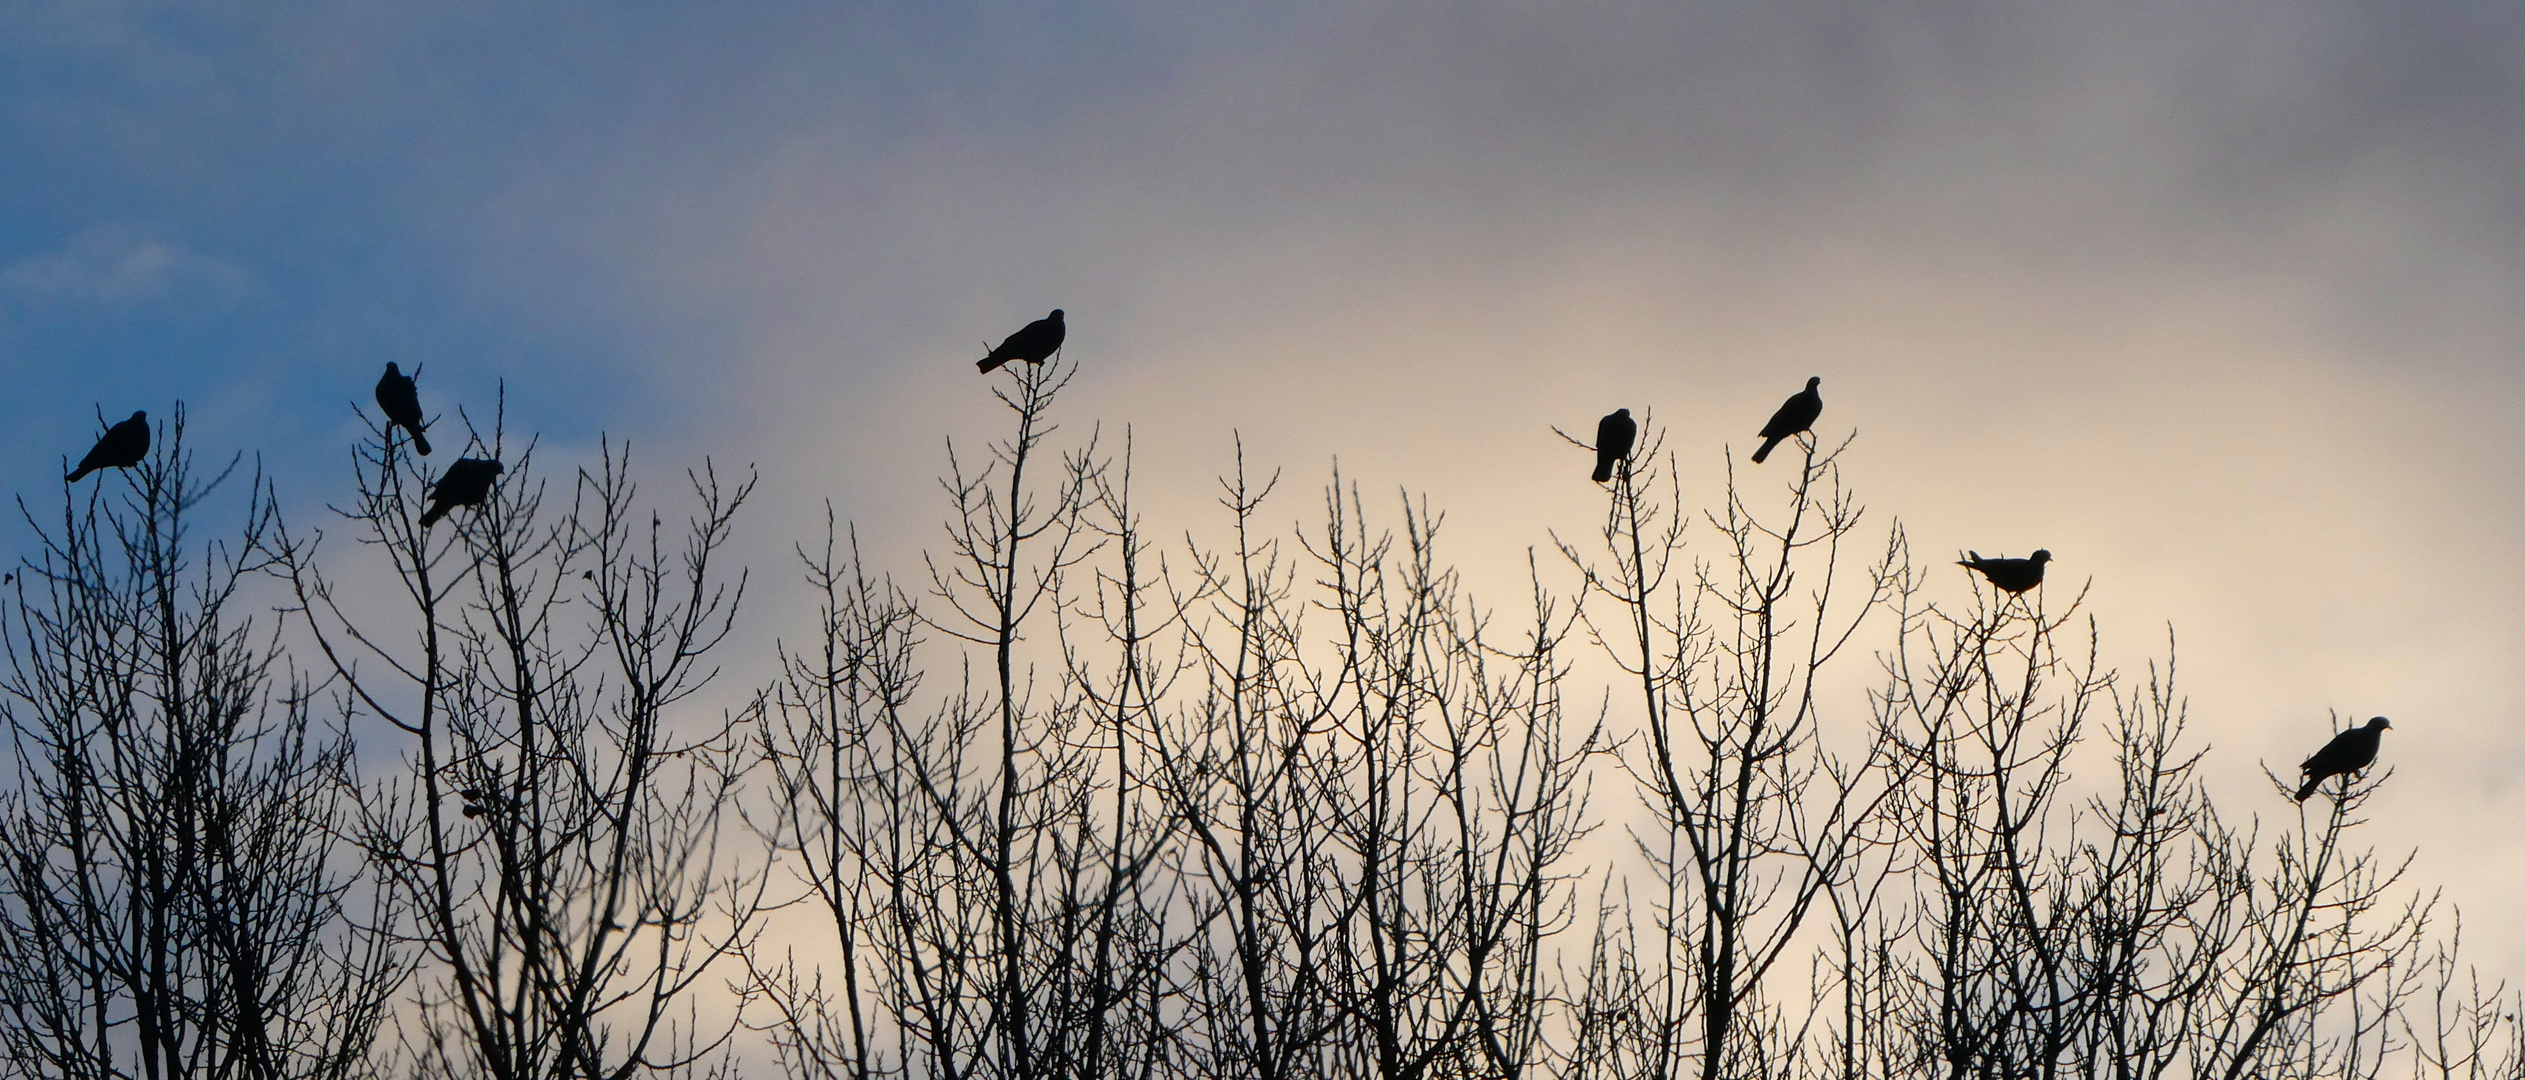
[1593,408,1637,483]
[375,363,432,455]
[457,784,510,819]
[420,458,504,527]
[1751,376,1823,464]
[2295,716,2390,801]
[1958,550,2052,594]
[66,411,150,482]
[978,309,1066,374]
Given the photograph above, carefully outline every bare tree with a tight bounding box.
[277,399,760,1080]
[5,350,2513,1080]
[1145,446,1338,1080]
[750,359,1183,1080]
[741,514,919,1080]
[897,358,1168,1080]
[0,407,403,1080]
[747,363,1603,1079]
[2401,920,2525,1080]
[1047,428,1193,1080]
[1868,549,2440,1080]
[1295,473,1601,1080]
[1558,426,1902,1080]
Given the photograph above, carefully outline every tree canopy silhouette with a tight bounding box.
[5,338,2489,1080]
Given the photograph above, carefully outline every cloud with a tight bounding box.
[2,224,254,306]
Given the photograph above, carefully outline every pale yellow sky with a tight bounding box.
[633,2,2525,969]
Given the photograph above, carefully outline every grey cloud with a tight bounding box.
[3,225,254,305]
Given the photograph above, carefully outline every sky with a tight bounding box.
[5,0,2525,969]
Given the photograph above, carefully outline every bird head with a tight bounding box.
[1614,408,1630,418]
[489,461,507,475]
[1049,309,1064,321]
[1806,376,1821,390]
[129,411,147,423]
[384,362,401,375]
[2367,716,2391,731]
[2030,550,2053,564]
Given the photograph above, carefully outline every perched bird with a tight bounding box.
[978,309,1066,374]
[1958,550,2053,595]
[375,362,432,456]
[1593,408,1637,483]
[420,458,504,527]
[2295,716,2391,801]
[66,411,150,482]
[1751,376,1823,464]
[457,784,508,820]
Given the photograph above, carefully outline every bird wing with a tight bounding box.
[1758,396,1804,438]
[378,374,422,422]
[984,332,1018,362]
[1596,412,1635,453]
[1008,317,1064,361]
[1760,389,1821,439]
[96,417,150,465]
[434,460,494,500]
[2301,728,2360,773]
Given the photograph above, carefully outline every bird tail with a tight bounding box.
[2294,776,2321,801]
[1751,435,1784,463]
[420,503,446,527]
[65,466,92,483]
[1593,460,1615,483]
[412,429,433,456]
[979,355,1007,374]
